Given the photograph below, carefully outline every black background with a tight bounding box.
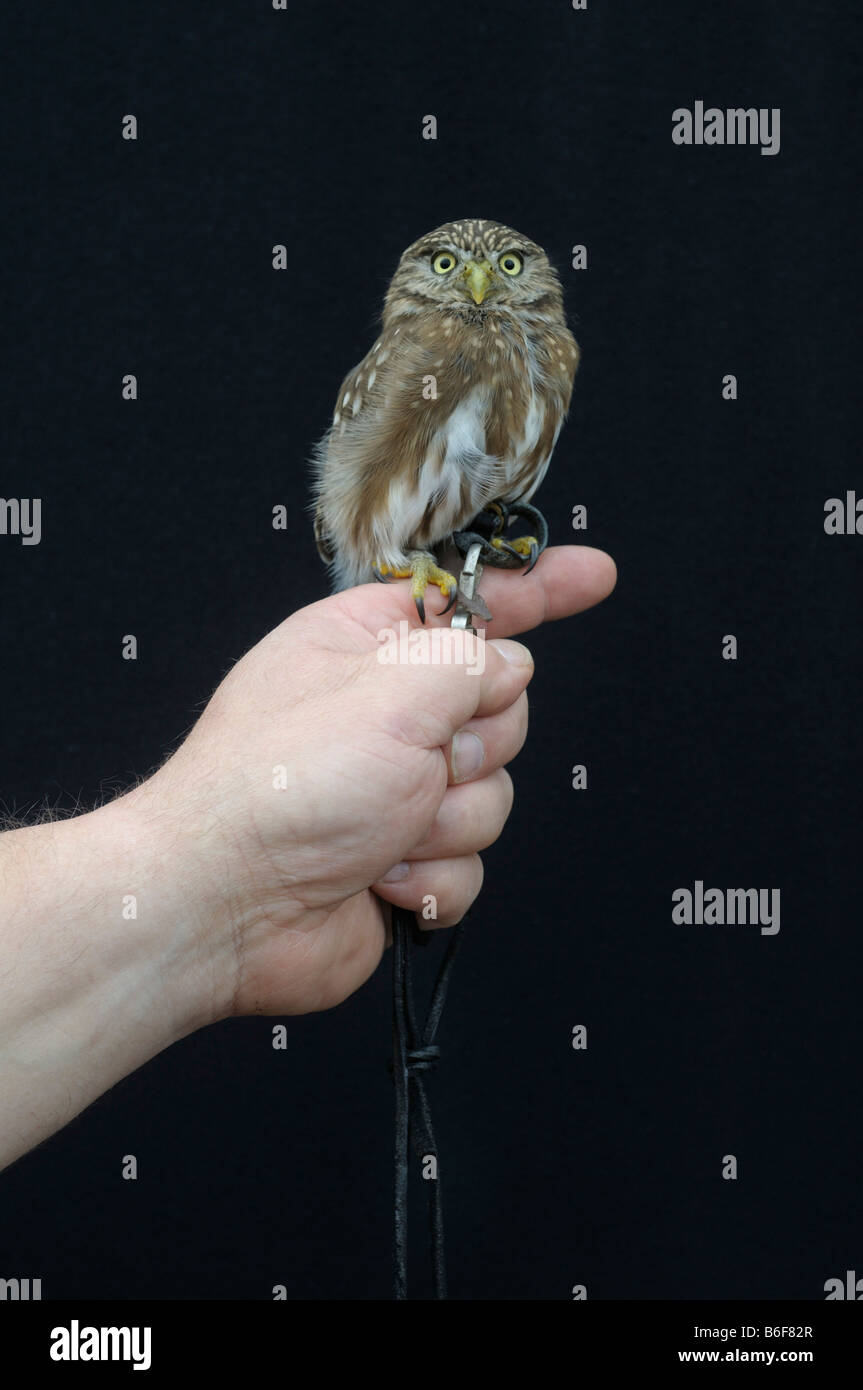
[2,0,861,1300]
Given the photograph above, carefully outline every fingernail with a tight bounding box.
[452,730,485,783]
[381,861,411,882]
[488,638,533,667]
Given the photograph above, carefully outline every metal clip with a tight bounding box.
[450,542,485,634]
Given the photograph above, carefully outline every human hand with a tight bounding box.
[0,546,614,1169]
[128,545,616,1023]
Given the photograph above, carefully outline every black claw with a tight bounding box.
[514,502,549,555]
[524,539,540,574]
[498,540,524,562]
[437,588,458,616]
[372,567,388,583]
[414,594,426,624]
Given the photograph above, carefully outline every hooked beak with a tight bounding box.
[463,259,494,305]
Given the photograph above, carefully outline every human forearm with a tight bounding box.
[0,796,223,1170]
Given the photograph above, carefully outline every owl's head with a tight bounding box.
[384,218,564,319]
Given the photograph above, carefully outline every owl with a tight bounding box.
[312,218,579,620]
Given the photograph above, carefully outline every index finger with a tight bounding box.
[467,545,617,640]
[337,544,616,643]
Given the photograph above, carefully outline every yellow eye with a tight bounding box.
[499,252,523,276]
[432,251,457,274]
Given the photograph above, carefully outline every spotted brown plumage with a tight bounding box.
[311,218,579,615]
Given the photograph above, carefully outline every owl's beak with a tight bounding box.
[463,259,494,305]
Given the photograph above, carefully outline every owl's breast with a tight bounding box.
[380,316,570,554]
[410,389,495,544]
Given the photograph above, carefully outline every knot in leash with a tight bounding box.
[405,1044,440,1075]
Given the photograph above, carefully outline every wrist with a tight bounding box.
[106,777,243,1032]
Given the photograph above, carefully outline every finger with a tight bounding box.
[441,692,528,785]
[373,853,484,929]
[357,628,535,749]
[408,768,514,860]
[477,545,617,640]
[335,543,615,646]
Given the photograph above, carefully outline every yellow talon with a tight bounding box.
[374,552,458,623]
[491,534,537,556]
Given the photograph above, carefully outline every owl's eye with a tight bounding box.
[499,252,523,276]
[432,251,457,274]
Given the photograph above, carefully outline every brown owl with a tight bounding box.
[312,218,579,620]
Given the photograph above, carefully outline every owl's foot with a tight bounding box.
[374,552,459,624]
[490,534,541,573]
[453,499,548,575]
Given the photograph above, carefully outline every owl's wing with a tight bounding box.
[313,341,385,564]
[313,321,503,587]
